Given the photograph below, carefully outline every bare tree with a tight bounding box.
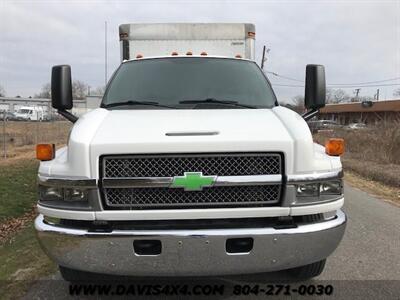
[72,80,88,100]
[92,85,106,96]
[35,80,88,100]
[35,83,51,99]
[326,88,350,103]
[394,88,400,97]
[292,95,304,109]
[0,84,5,97]
[359,95,373,102]
[282,95,305,114]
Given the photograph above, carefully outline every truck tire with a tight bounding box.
[59,266,102,282]
[288,259,326,280]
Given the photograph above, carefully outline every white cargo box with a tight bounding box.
[119,23,255,61]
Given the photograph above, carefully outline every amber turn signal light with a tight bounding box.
[36,144,55,161]
[325,138,344,156]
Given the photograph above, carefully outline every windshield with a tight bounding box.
[102,57,277,109]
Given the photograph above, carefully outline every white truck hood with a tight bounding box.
[44,106,337,178]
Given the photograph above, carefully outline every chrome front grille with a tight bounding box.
[101,153,283,209]
[103,154,281,177]
[104,185,281,208]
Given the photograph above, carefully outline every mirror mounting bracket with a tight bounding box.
[302,108,319,121]
[57,109,78,123]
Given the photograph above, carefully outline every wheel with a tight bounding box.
[288,259,326,280]
[59,265,103,282]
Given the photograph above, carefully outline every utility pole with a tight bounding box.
[354,88,361,100]
[375,89,380,101]
[105,21,108,86]
[3,111,6,159]
[260,46,270,70]
[261,46,266,69]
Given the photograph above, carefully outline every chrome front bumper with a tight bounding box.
[35,210,346,276]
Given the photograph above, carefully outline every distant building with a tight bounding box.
[319,99,400,125]
[0,96,101,116]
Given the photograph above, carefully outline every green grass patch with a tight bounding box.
[0,160,38,222]
[0,159,56,299]
[0,224,57,299]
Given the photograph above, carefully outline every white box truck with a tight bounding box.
[35,23,346,281]
[119,23,255,61]
[14,106,46,121]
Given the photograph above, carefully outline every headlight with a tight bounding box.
[320,180,342,195]
[39,185,88,202]
[296,183,319,197]
[295,180,343,197]
[39,185,63,201]
[64,188,88,202]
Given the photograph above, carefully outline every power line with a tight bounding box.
[264,71,303,82]
[265,70,400,86]
[271,83,304,87]
[271,82,400,88]
[329,77,400,86]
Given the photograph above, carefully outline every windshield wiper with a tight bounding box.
[179,98,257,109]
[102,100,175,109]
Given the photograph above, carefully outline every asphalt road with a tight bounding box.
[23,184,400,299]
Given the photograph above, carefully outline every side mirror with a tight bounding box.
[51,65,73,110]
[304,64,326,110]
[51,65,77,123]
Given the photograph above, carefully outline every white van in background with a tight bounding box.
[14,106,46,121]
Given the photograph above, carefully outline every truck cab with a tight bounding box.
[35,23,346,281]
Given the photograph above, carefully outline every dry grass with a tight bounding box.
[0,121,71,163]
[344,171,400,207]
[314,123,400,188]
[314,123,400,164]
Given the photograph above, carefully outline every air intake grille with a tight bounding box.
[103,153,282,178]
[104,185,281,208]
[101,153,283,210]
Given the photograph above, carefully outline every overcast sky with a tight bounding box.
[0,0,399,103]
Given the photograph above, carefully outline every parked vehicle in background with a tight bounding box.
[308,119,342,133]
[35,23,346,282]
[14,106,46,121]
[347,123,367,130]
[0,110,17,121]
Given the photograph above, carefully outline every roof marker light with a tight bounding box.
[235,54,242,58]
[200,52,208,56]
[136,54,143,59]
[186,51,193,55]
[171,51,179,56]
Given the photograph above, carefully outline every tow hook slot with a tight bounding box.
[133,240,162,255]
[274,216,297,229]
[226,238,253,254]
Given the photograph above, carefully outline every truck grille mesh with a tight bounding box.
[104,185,281,208]
[103,153,281,177]
[101,153,282,209]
